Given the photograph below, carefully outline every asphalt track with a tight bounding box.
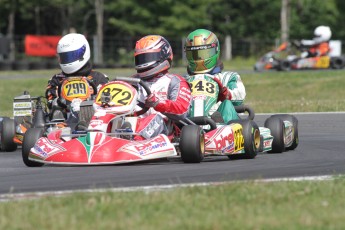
[0,112,344,195]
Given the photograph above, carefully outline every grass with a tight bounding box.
[1,178,345,230]
[1,61,345,116]
[243,69,345,113]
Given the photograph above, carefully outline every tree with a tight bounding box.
[281,0,290,43]
[94,0,104,64]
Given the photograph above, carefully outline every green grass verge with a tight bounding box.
[1,64,345,116]
[1,178,344,229]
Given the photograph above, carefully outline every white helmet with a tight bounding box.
[57,33,91,74]
[313,26,332,43]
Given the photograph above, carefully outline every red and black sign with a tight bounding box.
[25,35,62,57]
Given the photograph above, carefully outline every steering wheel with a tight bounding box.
[111,76,151,116]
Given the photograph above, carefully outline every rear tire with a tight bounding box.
[270,114,299,151]
[264,116,285,153]
[180,125,205,163]
[1,117,17,152]
[330,57,345,69]
[22,128,44,167]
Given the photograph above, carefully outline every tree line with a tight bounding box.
[0,0,344,62]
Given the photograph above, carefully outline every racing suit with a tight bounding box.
[300,40,330,58]
[185,66,246,124]
[45,70,108,108]
[45,69,108,125]
[135,72,192,140]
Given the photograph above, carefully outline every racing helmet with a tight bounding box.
[185,29,220,74]
[134,35,173,79]
[313,26,332,43]
[57,33,91,74]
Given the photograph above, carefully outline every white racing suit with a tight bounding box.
[185,69,246,123]
[135,72,192,140]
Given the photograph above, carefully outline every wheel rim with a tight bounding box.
[254,129,260,150]
[200,132,205,154]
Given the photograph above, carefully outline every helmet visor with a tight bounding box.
[135,52,161,67]
[185,44,217,61]
[59,45,86,64]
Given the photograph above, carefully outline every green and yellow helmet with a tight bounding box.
[185,29,220,74]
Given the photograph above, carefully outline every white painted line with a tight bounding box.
[256,111,345,115]
[0,175,337,202]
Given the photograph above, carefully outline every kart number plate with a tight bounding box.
[315,56,330,68]
[189,79,217,97]
[232,124,244,152]
[61,77,91,102]
[95,82,134,106]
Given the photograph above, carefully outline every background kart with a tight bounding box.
[186,74,299,160]
[254,42,345,71]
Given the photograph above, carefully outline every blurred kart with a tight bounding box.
[187,74,299,159]
[254,42,345,71]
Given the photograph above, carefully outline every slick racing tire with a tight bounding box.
[228,119,260,159]
[270,114,299,151]
[180,125,205,163]
[278,60,291,71]
[79,101,94,127]
[0,117,17,152]
[264,116,285,153]
[330,57,345,69]
[22,128,44,167]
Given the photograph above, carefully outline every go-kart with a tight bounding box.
[22,77,206,166]
[0,92,50,152]
[186,73,299,159]
[0,76,97,152]
[254,42,345,71]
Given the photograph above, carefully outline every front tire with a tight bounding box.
[278,60,291,71]
[1,117,17,152]
[229,120,260,159]
[180,125,205,163]
[22,128,44,167]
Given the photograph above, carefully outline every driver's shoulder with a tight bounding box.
[215,71,241,80]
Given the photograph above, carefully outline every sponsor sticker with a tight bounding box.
[34,138,64,157]
[120,135,171,156]
[13,102,32,109]
[13,110,32,117]
[89,120,103,128]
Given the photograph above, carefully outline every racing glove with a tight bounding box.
[213,77,232,102]
[70,98,83,112]
[145,93,160,108]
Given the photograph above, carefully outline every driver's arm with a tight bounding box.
[215,72,246,104]
[45,73,64,109]
[154,75,191,119]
